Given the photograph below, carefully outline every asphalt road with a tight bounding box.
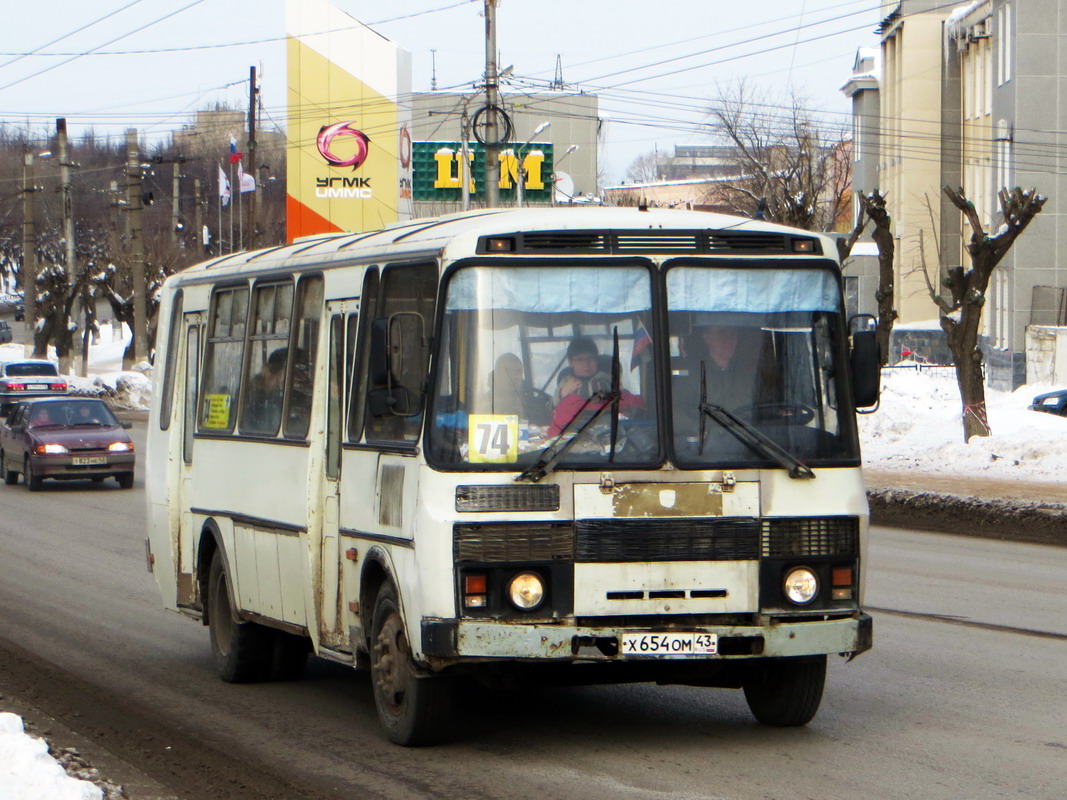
[0,418,1065,799]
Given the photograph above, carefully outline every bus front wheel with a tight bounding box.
[369,583,452,746]
[742,655,826,727]
[208,552,271,683]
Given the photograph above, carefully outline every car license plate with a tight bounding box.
[27,384,47,390]
[73,456,107,466]
[620,632,718,656]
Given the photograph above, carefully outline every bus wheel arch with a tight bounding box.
[358,549,394,651]
[196,520,226,627]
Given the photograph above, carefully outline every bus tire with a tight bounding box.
[742,655,826,727]
[208,551,270,683]
[370,583,452,746]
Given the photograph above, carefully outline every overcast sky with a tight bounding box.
[0,0,884,181]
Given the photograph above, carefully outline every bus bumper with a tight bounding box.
[422,612,872,662]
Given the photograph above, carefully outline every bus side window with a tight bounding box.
[159,289,183,431]
[347,267,378,443]
[283,274,323,439]
[239,280,294,436]
[199,286,249,433]
[365,262,436,443]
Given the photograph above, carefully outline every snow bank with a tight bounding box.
[0,324,151,412]
[859,365,1067,480]
[0,713,102,800]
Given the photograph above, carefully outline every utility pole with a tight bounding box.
[57,118,78,372]
[171,161,181,246]
[126,128,147,365]
[193,177,204,254]
[21,155,38,357]
[483,0,500,207]
[246,65,258,250]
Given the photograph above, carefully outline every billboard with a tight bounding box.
[412,142,554,203]
[286,0,413,240]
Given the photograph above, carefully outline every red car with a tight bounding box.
[0,397,135,490]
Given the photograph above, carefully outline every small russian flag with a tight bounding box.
[630,320,652,371]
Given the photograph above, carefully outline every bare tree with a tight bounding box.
[706,82,851,232]
[919,185,1046,441]
[837,190,897,365]
[624,150,665,185]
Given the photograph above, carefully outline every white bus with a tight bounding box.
[145,207,880,745]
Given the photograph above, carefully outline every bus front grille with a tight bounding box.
[576,518,759,563]
[761,516,859,557]
[454,522,574,562]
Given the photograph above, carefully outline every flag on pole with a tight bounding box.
[218,164,231,207]
[229,135,243,164]
[629,319,653,371]
[237,160,256,193]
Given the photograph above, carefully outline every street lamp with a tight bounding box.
[551,144,579,205]
[515,121,550,208]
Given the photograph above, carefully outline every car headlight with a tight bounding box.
[783,567,819,605]
[108,442,133,452]
[35,443,68,455]
[507,572,545,610]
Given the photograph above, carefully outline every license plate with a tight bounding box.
[73,456,107,466]
[620,632,718,656]
[27,384,47,390]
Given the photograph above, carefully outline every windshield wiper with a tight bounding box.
[697,362,814,479]
[516,387,620,483]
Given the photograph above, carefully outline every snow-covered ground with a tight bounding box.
[0,325,152,412]
[2,346,1064,797]
[859,362,1067,481]
[0,714,104,800]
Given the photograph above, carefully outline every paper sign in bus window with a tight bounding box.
[202,394,232,429]
[468,414,518,463]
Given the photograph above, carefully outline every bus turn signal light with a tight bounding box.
[464,574,488,608]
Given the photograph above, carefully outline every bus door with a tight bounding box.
[319,300,354,649]
[177,312,202,606]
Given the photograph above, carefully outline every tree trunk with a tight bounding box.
[942,308,989,442]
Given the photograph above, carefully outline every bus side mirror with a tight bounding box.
[849,314,881,409]
[367,313,427,417]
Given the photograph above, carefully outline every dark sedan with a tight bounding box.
[0,398,135,490]
[1029,389,1067,416]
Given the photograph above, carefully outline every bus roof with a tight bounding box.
[173,207,836,282]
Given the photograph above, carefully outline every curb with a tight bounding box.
[867,488,1067,548]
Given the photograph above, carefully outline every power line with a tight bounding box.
[0,0,209,93]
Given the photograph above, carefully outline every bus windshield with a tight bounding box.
[429,263,660,469]
[666,263,859,468]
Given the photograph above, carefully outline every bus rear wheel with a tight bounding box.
[208,551,271,683]
[742,655,826,727]
[369,583,452,746]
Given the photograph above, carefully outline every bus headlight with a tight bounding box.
[507,572,545,610]
[783,567,819,605]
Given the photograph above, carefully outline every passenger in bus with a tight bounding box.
[549,336,641,437]
[243,347,287,432]
[486,352,553,426]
